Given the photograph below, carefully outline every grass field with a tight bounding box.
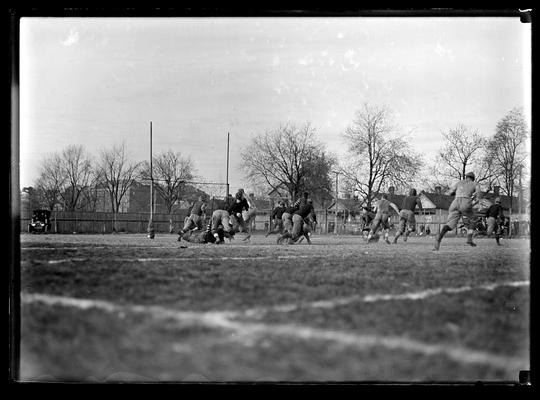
[17,232,530,383]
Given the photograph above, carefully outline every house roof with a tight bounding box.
[421,192,455,210]
[387,194,407,208]
[327,198,364,212]
[420,190,520,211]
[480,192,520,211]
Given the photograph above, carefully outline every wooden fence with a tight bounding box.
[20,209,445,235]
[20,209,527,236]
[21,210,187,234]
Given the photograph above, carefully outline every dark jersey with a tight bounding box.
[294,203,315,219]
[363,211,375,223]
[486,204,504,219]
[182,228,224,243]
[271,206,287,220]
[228,197,249,214]
[401,196,423,212]
[284,205,297,214]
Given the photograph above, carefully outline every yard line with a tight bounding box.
[45,258,90,264]
[21,292,526,373]
[20,246,180,250]
[136,255,316,262]
[241,280,530,317]
[21,254,328,265]
[21,247,84,250]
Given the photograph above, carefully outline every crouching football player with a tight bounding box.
[278,198,316,244]
[210,207,235,244]
[177,195,207,241]
[266,200,287,237]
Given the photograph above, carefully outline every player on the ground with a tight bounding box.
[367,194,400,244]
[177,195,207,241]
[265,200,287,237]
[485,197,505,246]
[179,219,234,244]
[433,172,482,251]
[393,188,423,243]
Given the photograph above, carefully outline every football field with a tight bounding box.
[17,232,530,383]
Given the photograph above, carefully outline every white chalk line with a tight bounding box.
[20,292,526,373]
[21,246,182,251]
[21,254,333,265]
[241,280,530,317]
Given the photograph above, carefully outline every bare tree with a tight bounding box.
[434,124,500,189]
[241,122,334,202]
[96,142,141,232]
[78,172,101,212]
[301,150,336,208]
[34,153,66,210]
[58,145,94,211]
[488,107,529,216]
[140,150,196,233]
[339,103,422,209]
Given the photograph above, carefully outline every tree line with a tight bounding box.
[25,103,529,224]
[240,104,529,215]
[23,142,197,232]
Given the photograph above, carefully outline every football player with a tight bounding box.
[265,200,287,237]
[367,194,400,244]
[177,195,207,241]
[433,172,482,250]
[485,197,505,245]
[393,188,423,243]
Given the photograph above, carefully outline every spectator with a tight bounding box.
[513,218,520,238]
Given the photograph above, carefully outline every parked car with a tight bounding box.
[28,209,51,233]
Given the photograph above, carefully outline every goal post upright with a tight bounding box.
[147,120,155,239]
[226,132,230,198]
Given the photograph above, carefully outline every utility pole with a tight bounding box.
[518,164,523,215]
[334,171,338,235]
[147,121,155,239]
[226,132,230,198]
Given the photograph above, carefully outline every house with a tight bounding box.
[418,187,455,217]
[267,185,333,210]
[93,181,210,214]
[267,186,290,203]
[386,186,407,212]
[420,185,522,216]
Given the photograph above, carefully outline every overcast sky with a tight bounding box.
[19,16,531,194]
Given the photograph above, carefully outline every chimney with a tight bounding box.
[494,186,500,196]
[435,186,441,195]
[388,186,395,196]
